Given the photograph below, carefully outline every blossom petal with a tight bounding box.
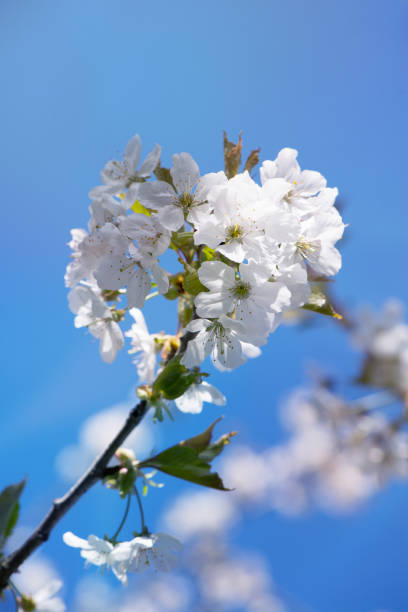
[63,531,89,549]
[127,268,151,308]
[170,153,200,193]
[124,134,142,173]
[138,143,162,177]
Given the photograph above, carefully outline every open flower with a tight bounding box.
[99,134,161,193]
[17,580,65,611]
[135,153,227,230]
[131,533,183,572]
[125,308,158,383]
[68,284,124,363]
[63,531,182,582]
[175,381,226,414]
[181,316,257,371]
[62,532,151,584]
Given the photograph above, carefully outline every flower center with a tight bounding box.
[225,224,244,243]
[296,238,318,260]
[231,280,251,299]
[177,192,195,213]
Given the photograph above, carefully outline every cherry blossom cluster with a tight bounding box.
[66,133,345,375]
[353,299,408,396]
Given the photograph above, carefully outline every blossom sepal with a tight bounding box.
[302,286,343,319]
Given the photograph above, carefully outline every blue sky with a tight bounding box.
[1,0,408,609]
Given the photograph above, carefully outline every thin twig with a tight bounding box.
[0,400,149,591]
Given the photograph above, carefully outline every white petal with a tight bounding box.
[127,269,151,308]
[297,169,326,195]
[138,143,161,177]
[99,322,124,363]
[212,334,245,371]
[157,205,184,231]
[171,153,200,194]
[276,147,300,180]
[197,381,226,406]
[34,580,63,603]
[195,291,233,318]
[63,531,89,549]
[195,171,227,201]
[217,241,246,263]
[241,341,262,358]
[81,549,107,566]
[136,181,175,210]
[181,333,207,368]
[198,261,235,291]
[151,263,169,294]
[175,386,204,414]
[124,134,142,173]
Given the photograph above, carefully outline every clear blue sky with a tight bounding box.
[1,1,408,610]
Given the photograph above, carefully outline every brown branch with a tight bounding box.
[0,399,149,591]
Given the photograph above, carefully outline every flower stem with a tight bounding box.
[133,485,147,534]
[145,291,159,301]
[111,494,131,542]
[8,579,22,598]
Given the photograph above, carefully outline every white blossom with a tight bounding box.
[174,380,226,414]
[99,134,161,193]
[62,532,152,584]
[18,580,66,612]
[68,284,124,363]
[125,308,158,383]
[132,533,182,572]
[195,261,290,342]
[260,147,327,215]
[135,153,227,230]
[181,316,256,371]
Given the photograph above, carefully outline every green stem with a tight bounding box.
[8,579,22,598]
[133,485,147,534]
[111,494,131,542]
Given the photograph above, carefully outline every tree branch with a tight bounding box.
[0,399,149,591]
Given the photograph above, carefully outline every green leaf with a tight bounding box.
[200,246,216,262]
[153,358,197,400]
[177,295,195,329]
[171,231,194,248]
[223,131,242,179]
[183,271,208,296]
[154,163,176,190]
[0,479,25,551]
[140,420,234,490]
[180,418,222,452]
[302,288,342,319]
[130,199,151,216]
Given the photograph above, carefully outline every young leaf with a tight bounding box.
[153,358,197,400]
[183,271,208,297]
[130,199,151,216]
[223,131,242,179]
[154,163,176,190]
[0,479,25,551]
[139,420,235,490]
[244,147,261,174]
[302,287,342,319]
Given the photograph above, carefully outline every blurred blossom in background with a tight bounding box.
[1,0,408,610]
